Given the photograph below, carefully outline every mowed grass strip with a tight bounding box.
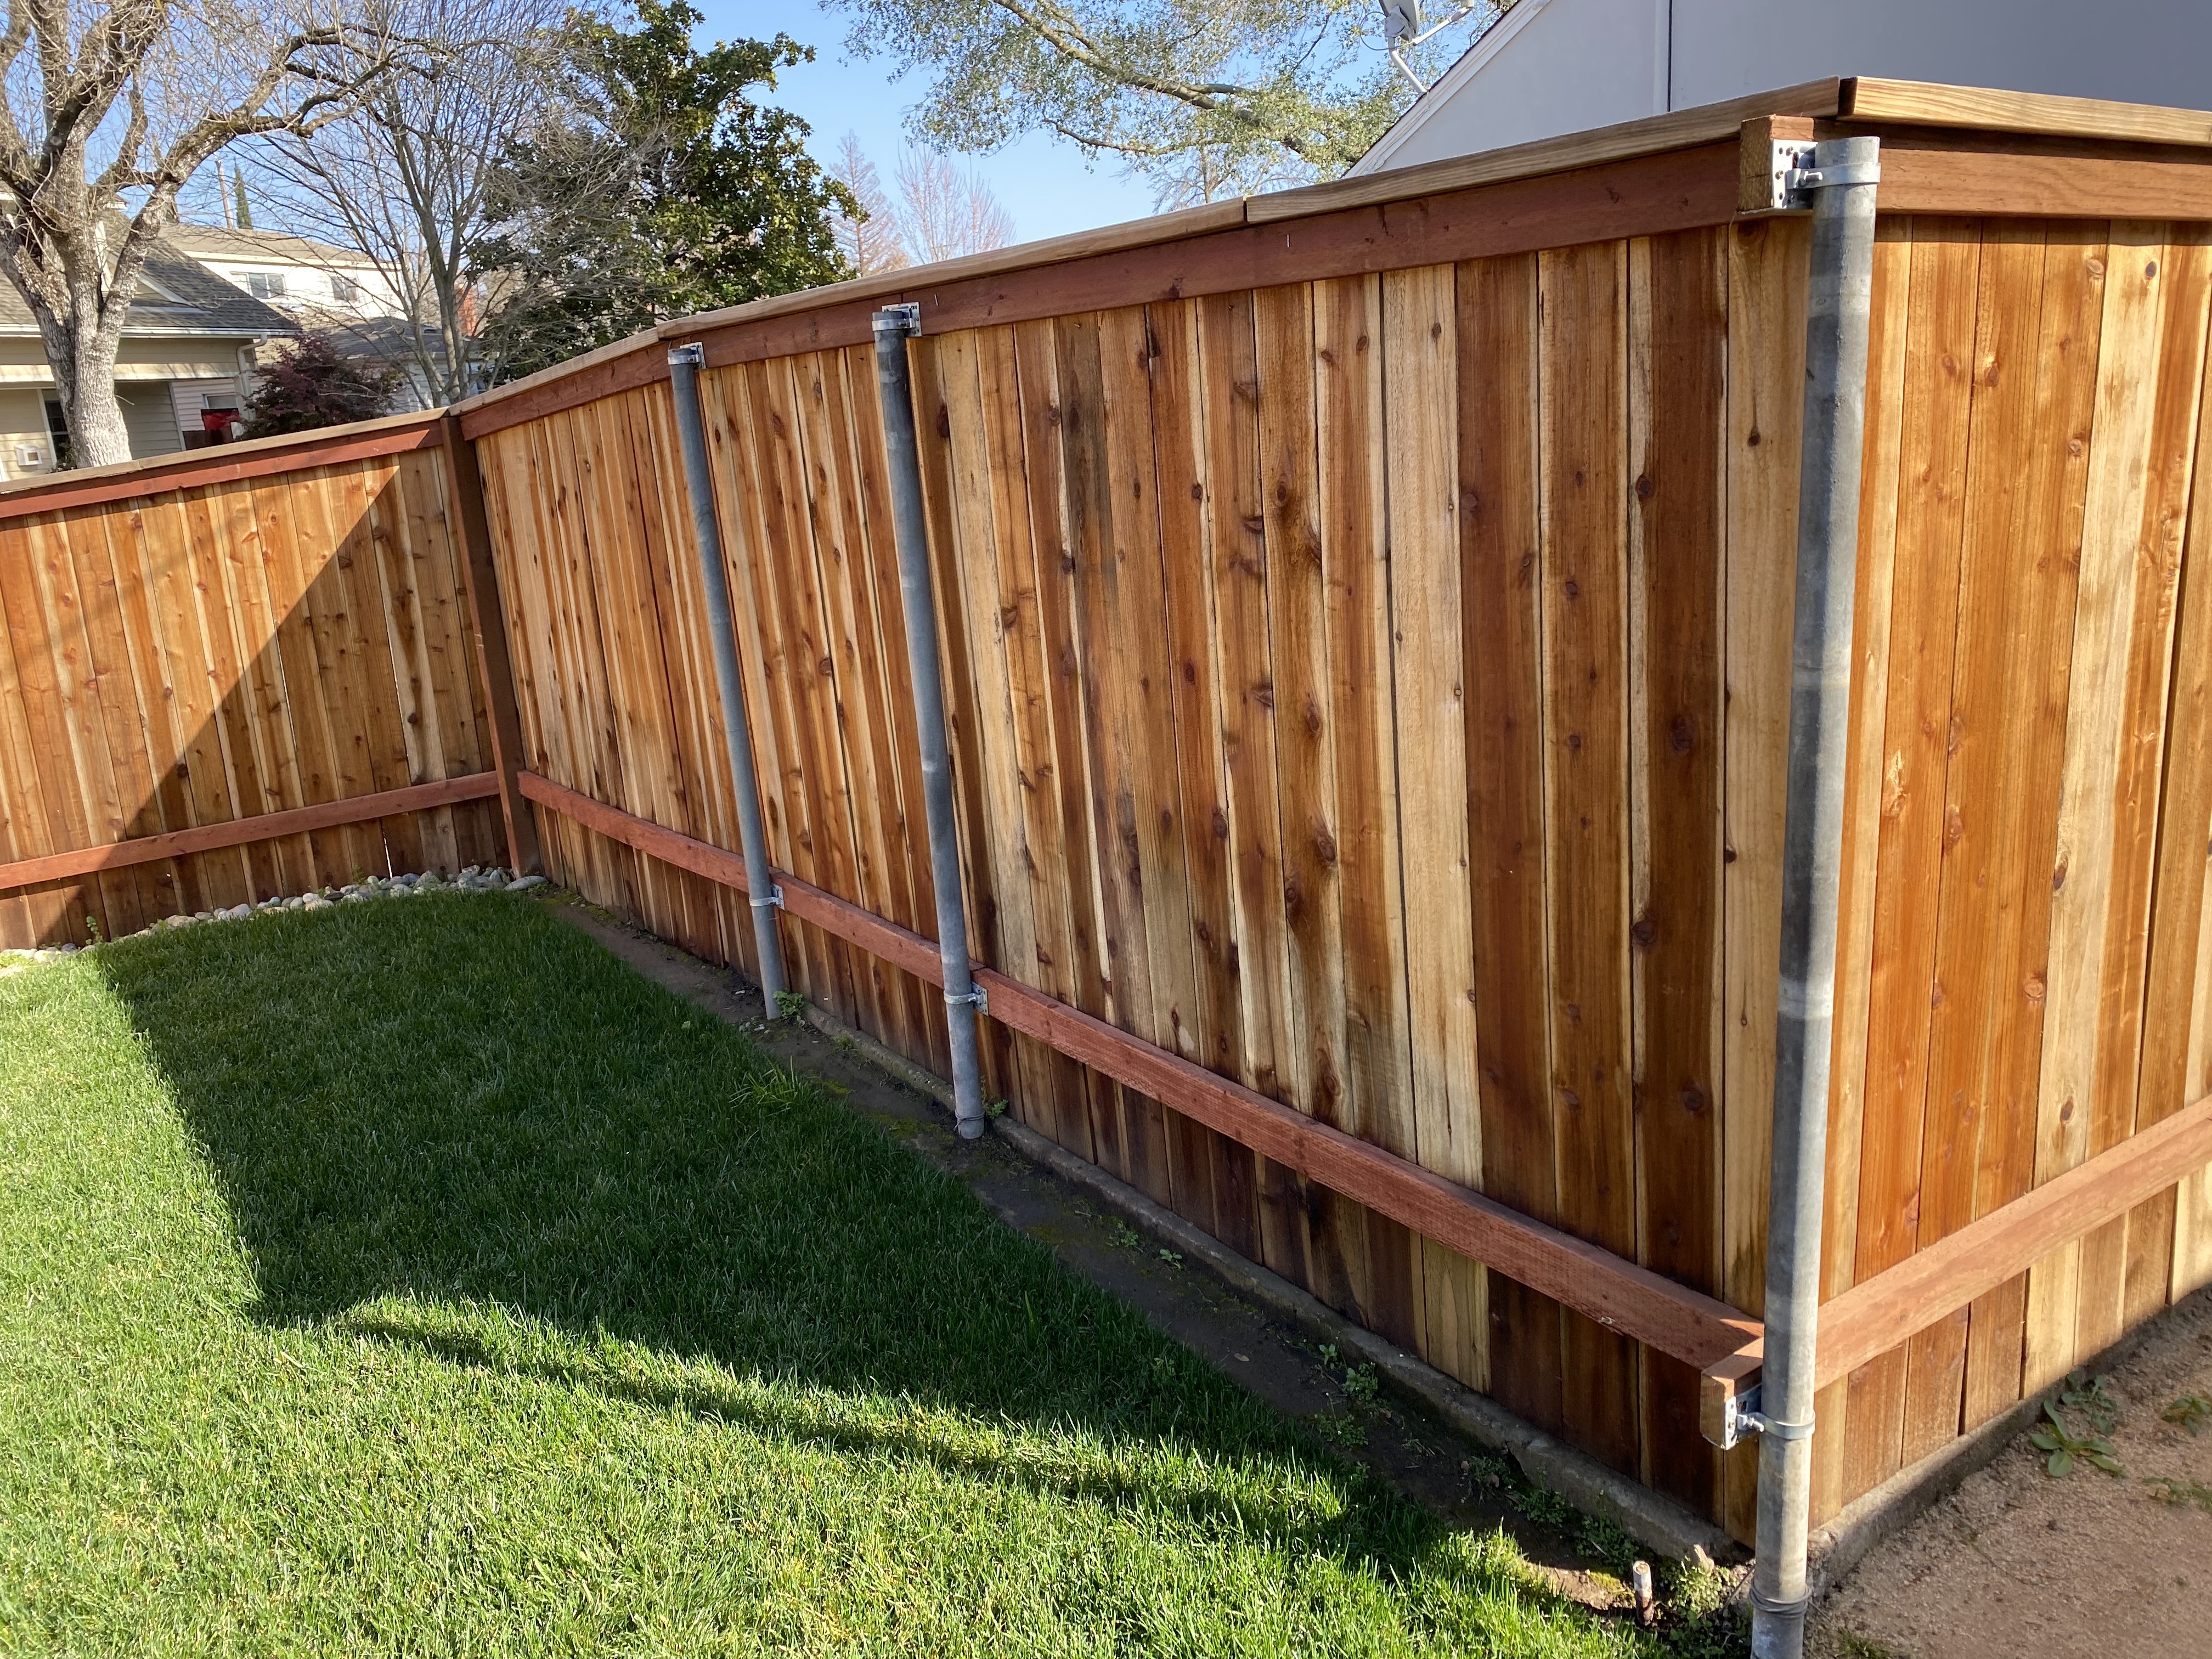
[1,896,1646,1656]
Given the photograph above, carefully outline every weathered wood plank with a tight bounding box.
[936,326,1057,1130]
[1721,213,1811,1534]
[2027,221,2179,1392]
[1008,316,1114,1155]
[1457,249,1562,1435]
[1844,216,1981,1494]
[1904,223,2057,1456]
[1256,279,1361,1307]
[2094,229,2212,1343]
[1957,224,2109,1435]
[1148,296,1247,1243]
[1629,226,1729,1514]
[2154,305,2212,1306]
[1810,217,1914,1526]
[1316,270,1424,1351]
[1197,289,1301,1271]
[1381,261,1486,1393]
[1539,239,1638,1475]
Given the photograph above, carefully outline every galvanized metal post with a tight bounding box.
[666,342,789,1017]
[871,303,988,1139]
[1752,136,1881,1659]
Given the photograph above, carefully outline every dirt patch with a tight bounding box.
[1811,1292,2212,1658]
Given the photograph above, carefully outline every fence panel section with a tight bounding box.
[0,426,502,949]
[475,230,1820,1529]
[1811,214,2212,1521]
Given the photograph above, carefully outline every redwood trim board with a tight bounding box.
[458,144,1745,437]
[0,413,445,520]
[1842,77,2212,148]
[0,772,501,892]
[1815,1089,2212,1387]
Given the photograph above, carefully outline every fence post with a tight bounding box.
[1752,134,1881,1659]
[871,304,988,1139]
[439,411,542,878]
[664,344,790,1015]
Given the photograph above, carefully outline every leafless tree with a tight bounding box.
[248,0,563,407]
[826,131,905,276]
[0,1,416,467]
[893,146,1013,263]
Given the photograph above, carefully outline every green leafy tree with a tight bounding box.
[823,0,1509,204]
[243,334,404,437]
[472,1,851,382]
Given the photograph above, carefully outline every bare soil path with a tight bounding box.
[1811,1291,2212,1658]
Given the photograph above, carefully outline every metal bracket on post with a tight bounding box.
[871,299,991,1141]
[944,982,988,1018]
[1713,1382,1817,1451]
[665,338,792,1018]
[1759,140,1882,212]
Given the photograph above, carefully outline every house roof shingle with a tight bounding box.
[0,238,297,340]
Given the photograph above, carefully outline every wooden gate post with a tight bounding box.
[439,412,543,877]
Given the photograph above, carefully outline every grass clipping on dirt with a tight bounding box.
[0,896,1670,1656]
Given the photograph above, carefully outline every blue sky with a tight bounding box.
[699,1,1165,245]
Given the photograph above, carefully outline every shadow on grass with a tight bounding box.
[89,895,1558,1602]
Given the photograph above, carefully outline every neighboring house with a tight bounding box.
[0,243,294,481]
[165,225,448,412]
[1354,0,2212,174]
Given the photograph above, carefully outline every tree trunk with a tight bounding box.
[60,357,134,469]
[41,278,135,470]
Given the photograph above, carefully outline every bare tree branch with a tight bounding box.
[0,1,418,465]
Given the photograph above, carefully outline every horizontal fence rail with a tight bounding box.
[0,774,500,891]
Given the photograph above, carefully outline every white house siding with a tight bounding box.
[1356,0,2212,175]
[118,385,184,461]
[0,387,52,479]
[170,377,245,445]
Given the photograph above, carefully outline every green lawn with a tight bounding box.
[1,895,1671,1656]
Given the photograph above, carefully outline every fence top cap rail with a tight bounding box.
[443,74,2212,435]
[1842,75,2212,147]
[0,406,447,519]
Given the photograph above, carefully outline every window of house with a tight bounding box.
[330,273,359,303]
[245,271,286,300]
[42,396,72,470]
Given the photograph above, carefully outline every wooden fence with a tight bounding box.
[456,79,2212,1544]
[0,413,517,949]
[7,76,2210,1550]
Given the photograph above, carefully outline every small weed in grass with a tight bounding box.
[1312,1413,1369,1450]
[2160,1392,2212,1435]
[1829,1634,1908,1659]
[772,986,807,1019]
[2141,1475,2212,1513]
[0,899,1668,1657]
[2059,1368,2123,1434]
[2031,1397,2125,1478]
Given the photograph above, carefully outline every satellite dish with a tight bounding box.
[1383,1,1423,45]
